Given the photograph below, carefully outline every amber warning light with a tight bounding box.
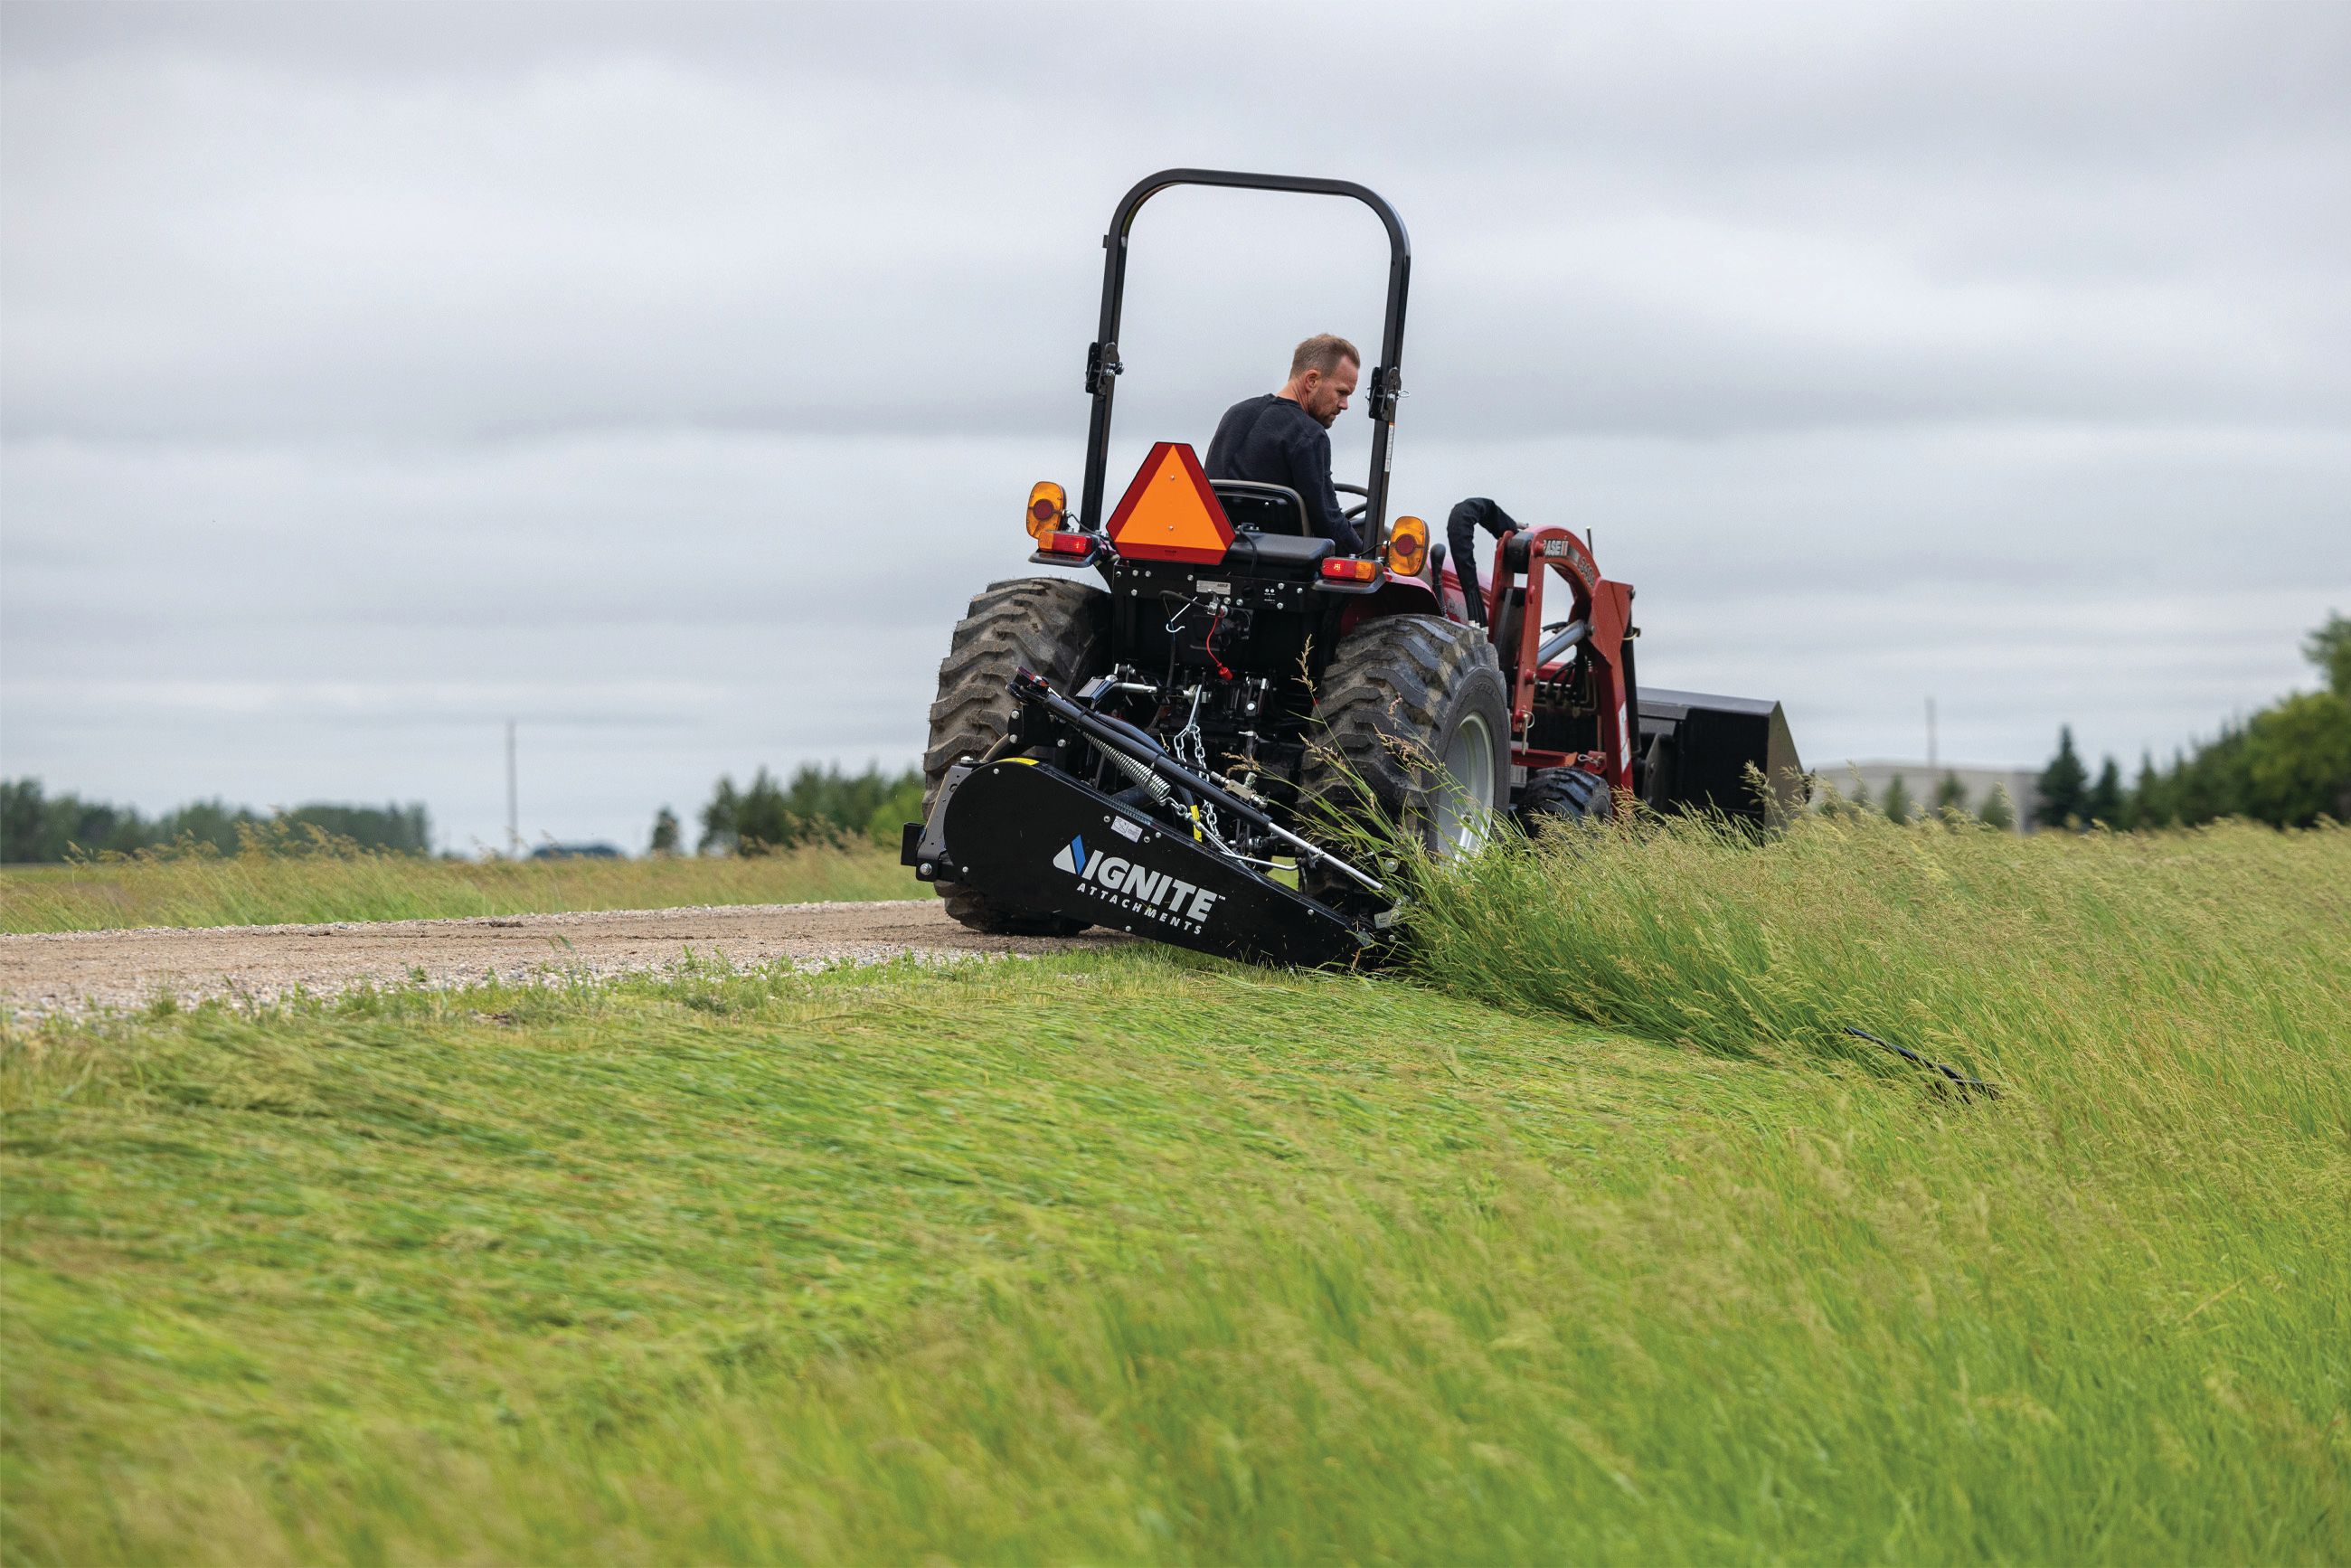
[1025,480,1067,539]
[1384,515,1429,578]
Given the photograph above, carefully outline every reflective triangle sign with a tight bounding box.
[1106,441,1233,564]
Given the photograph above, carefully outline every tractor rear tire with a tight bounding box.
[1298,614,1510,910]
[1517,766,1615,833]
[923,576,1110,935]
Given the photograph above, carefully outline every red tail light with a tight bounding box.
[1040,531,1099,558]
[1319,557,1381,582]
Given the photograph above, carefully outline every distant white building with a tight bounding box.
[1815,760,2039,832]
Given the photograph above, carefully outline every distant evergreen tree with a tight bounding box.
[1933,771,1969,813]
[1847,776,1872,812]
[731,769,795,849]
[1977,783,2016,831]
[0,779,48,862]
[2173,725,2251,824]
[649,807,681,855]
[2085,757,2125,826]
[698,777,742,854]
[1880,773,1915,825]
[2126,751,2165,828]
[2307,611,2351,698]
[2036,727,2089,828]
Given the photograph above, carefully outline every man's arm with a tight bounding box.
[1289,421,1363,553]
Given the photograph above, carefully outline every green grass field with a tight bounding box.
[0,845,911,934]
[4,817,2346,1563]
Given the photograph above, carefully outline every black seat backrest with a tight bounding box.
[1221,533,1334,576]
[1211,479,1309,537]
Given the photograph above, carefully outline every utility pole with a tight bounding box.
[505,719,519,857]
[1926,696,1938,773]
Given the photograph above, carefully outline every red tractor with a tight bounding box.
[905,169,1800,965]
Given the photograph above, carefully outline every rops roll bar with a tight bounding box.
[1075,168,1412,554]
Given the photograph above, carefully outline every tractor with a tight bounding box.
[903,168,1801,966]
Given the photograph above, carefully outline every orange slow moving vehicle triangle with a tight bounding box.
[1105,442,1234,564]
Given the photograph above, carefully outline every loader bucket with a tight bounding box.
[1637,687,1805,822]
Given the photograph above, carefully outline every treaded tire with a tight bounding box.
[1517,766,1615,833]
[1298,614,1509,910]
[923,576,1110,935]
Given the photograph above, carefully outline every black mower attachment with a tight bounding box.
[906,670,1379,968]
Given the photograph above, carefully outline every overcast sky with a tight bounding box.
[4,1,2346,853]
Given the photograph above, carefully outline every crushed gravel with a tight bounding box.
[0,900,1126,1019]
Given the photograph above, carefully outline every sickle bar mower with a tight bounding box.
[902,167,1805,966]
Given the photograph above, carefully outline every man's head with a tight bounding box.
[1279,333,1360,428]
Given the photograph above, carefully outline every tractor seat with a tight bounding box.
[1212,479,1310,537]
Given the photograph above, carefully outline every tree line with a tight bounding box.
[2034,613,2349,830]
[1836,614,2346,831]
[1,780,433,864]
[653,763,925,855]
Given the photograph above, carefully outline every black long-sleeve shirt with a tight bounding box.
[1204,394,1362,553]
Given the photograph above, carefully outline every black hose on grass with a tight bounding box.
[1846,1027,2001,1101]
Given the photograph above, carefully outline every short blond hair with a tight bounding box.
[1289,333,1360,379]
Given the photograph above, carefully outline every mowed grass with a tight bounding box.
[0,845,911,934]
[3,819,2346,1563]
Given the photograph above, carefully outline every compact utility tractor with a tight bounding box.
[905,169,1801,966]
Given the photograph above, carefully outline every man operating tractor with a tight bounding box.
[1209,335,1521,597]
[906,168,1803,966]
[1204,333,1364,553]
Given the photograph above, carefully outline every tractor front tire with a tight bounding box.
[923,576,1109,935]
[1298,614,1509,909]
[1517,766,1615,834]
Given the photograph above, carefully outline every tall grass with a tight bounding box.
[1405,811,2347,1115]
[0,842,911,933]
[4,821,2345,1562]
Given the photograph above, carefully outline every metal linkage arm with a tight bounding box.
[1011,669,1383,894]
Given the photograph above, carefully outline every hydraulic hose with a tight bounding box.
[1446,497,1520,628]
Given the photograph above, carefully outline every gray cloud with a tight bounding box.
[4,2,2346,849]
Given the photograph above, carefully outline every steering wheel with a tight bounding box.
[1334,482,1370,522]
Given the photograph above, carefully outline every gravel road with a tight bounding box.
[0,900,1124,1018]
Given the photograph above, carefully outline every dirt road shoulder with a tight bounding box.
[1,900,1121,1018]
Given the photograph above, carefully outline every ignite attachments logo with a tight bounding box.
[1052,833,1222,931]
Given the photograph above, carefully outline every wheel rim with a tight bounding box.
[1431,713,1497,857]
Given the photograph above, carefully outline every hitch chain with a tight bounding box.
[1169,686,1225,845]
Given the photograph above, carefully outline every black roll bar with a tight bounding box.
[1075,168,1412,553]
